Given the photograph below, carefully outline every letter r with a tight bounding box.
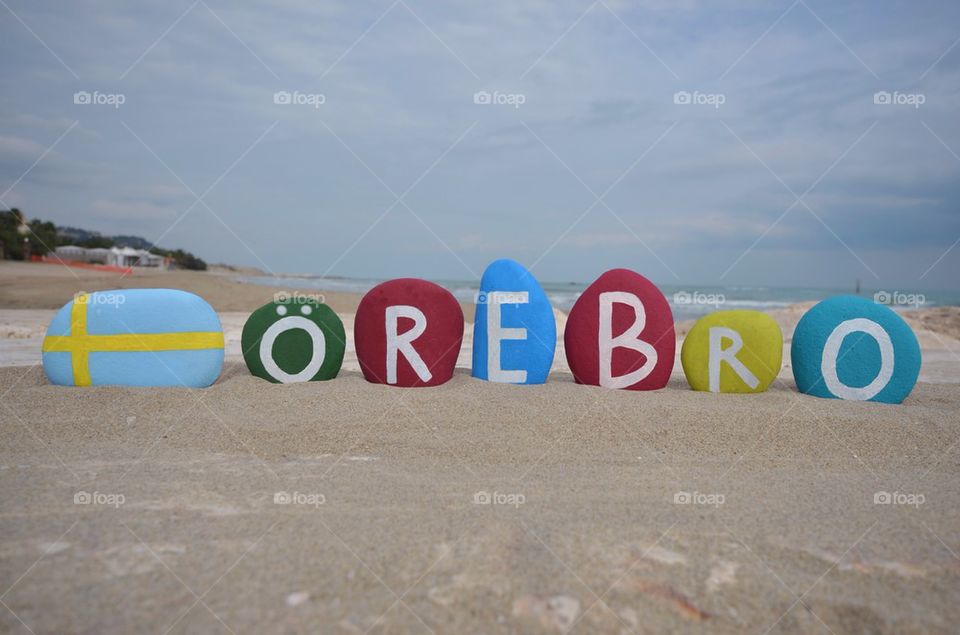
[708,327,760,392]
[385,305,432,385]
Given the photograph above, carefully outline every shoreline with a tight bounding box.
[234,271,960,320]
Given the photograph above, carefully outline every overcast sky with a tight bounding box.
[1,0,958,289]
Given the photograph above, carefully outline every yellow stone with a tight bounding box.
[681,310,782,393]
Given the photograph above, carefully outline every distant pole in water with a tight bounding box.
[855,278,861,294]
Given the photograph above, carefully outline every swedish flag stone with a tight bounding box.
[42,289,224,387]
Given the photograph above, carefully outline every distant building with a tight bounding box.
[54,245,167,268]
[54,245,90,261]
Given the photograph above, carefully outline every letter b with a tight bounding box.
[599,292,658,389]
[564,269,675,391]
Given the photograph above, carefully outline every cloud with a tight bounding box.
[0,135,50,163]
[0,0,957,288]
[5,114,79,131]
[88,199,177,222]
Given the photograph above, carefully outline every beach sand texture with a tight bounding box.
[1,261,959,633]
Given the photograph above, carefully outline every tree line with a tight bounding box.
[0,208,207,270]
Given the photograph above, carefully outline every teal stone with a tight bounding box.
[791,296,921,404]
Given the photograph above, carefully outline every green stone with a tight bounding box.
[241,299,346,383]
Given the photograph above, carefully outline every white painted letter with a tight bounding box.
[259,316,326,384]
[598,292,657,389]
[708,327,760,392]
[821,318,893,400]
[486,291,529,383]
[385,305,432,385]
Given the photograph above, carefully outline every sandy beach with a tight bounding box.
[2,261,959,633]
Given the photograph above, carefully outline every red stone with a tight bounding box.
[355,278,464,387]
[564,269,675,390]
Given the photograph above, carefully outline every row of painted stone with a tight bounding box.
[41,259,921,404]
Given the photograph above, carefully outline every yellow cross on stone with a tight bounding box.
[41,292,224,386]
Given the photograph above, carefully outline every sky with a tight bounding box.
[1,0,958,290]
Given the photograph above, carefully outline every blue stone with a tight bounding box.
[472,259,556,384]
[791,295,921,404]
[42,289,224,388]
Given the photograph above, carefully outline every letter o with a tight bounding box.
[821,318,894,401]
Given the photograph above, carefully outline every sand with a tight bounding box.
[0,261,475,316]
[1,260,960,634]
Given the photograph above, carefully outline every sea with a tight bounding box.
[238,275,960,322]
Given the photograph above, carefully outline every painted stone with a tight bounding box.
[355,278,464,387]
[791,295,921,404]
[42,289,223,387]
[680,310,782,393]
[241,298,345,383]
[564,269,675,390]
[472,259,556,384]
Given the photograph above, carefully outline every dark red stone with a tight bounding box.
[564,269,675,390]
[355,278,464,387]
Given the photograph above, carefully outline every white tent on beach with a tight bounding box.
[54,245,166,268]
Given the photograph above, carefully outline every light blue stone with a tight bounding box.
[791,295,921,404]
[472,259,556,384]
[42,289,224,388]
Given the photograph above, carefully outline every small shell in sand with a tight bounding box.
[512,594,581,631]
[286,591,310,607]
[707,560,739,591]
